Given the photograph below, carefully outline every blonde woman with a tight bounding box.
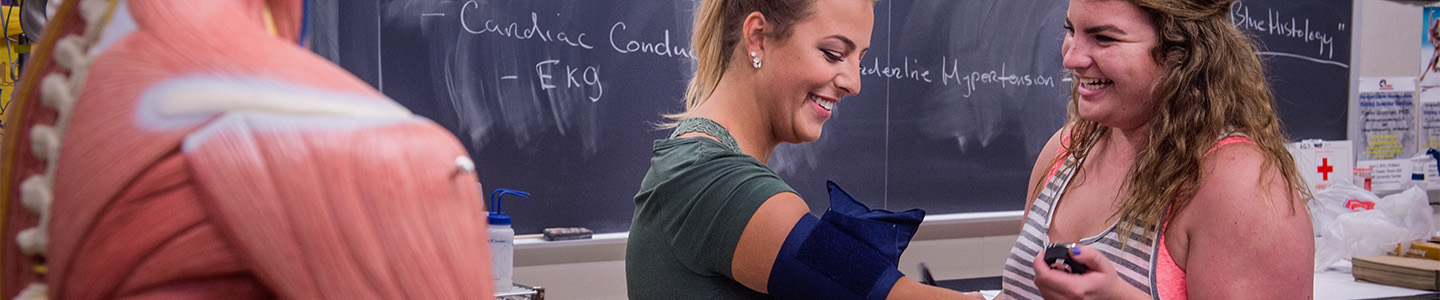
[1000,0,1314,299]
[627,0,979,299]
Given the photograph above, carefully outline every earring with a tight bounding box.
[750,51,762,69]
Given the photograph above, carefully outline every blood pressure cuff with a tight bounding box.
[822,181,925,262]
[766,181,926,300]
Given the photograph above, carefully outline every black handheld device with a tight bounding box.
[1043,243,1089,274]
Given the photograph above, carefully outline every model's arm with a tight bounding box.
[187,117,493,299]
[1170,143,1314,298]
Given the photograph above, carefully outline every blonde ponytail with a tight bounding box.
[660,0,731,127]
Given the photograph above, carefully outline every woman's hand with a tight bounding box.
[1030,245,1148,300]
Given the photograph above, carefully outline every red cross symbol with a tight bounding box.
[1317,158,1334,181]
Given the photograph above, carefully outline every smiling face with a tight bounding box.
[1062,0,1162,130]
[753,0,873,144]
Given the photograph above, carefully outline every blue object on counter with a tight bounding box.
[1428,148,1440,174]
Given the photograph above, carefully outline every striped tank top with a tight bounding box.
[1001,134,1252,300]
[1000,153,1165,300]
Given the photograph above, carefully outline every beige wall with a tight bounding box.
[1353,0,1429,78]
[1350,0,1435,141]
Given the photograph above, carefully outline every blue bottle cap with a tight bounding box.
[489,212,512,225]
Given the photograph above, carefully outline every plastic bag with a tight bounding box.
[1311,180,1433,271]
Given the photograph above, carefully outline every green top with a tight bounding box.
[627,118,796,299]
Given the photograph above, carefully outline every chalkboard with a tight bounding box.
[1228,0,1352,141]
[311,0,1351,234]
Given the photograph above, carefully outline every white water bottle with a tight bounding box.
[488,218,514,292]
[488,189,528,293]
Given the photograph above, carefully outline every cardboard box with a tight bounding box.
[1395,241,1440,261]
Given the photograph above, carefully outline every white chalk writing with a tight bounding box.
[460,1,595,50]
[939,58,1058,98]
[859,56,1061,98]
[455,3,1065,105]
[609,22,694,58]
[861,57,933,83]
[1230,1,1340,60]
[536,60,604,102]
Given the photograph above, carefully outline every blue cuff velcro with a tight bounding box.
[768,214,901,300]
